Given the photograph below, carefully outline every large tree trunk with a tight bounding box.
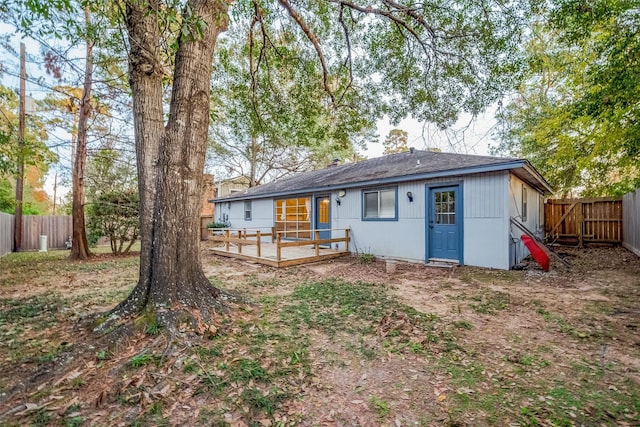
[105,0,230,329]
[108,0,164,317]
[69,6,93,261]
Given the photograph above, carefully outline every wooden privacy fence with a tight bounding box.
[545,197,622,245]
[200,216,213,240]
[622,189,640,256]
[0,212,14,257]
[0,214,72,255]
[22,215,72,250]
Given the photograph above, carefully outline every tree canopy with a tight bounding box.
[383,129,409,154]
[495,0,639,196]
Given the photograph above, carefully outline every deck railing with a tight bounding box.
[209,227,350,262]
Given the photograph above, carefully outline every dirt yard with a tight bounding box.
[0,245,638,426]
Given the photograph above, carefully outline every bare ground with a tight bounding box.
[0,245,638,426]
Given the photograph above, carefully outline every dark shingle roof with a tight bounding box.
[214,150,550,201]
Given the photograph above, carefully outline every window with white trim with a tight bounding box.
[244,200,252,221]
[363,188,397,220]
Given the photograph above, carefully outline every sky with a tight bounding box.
[372,110,497,158]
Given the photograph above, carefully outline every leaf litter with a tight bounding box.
[0,245,638,425]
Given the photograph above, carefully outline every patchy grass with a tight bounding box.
[469,290,510,315]
[0,246,639,426]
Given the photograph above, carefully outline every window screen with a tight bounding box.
[363,188,396,219]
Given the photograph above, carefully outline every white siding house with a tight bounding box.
[212,150,552,270]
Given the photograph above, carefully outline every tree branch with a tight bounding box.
[277,0,335,104]
[337,3,354,105]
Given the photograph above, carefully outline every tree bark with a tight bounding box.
[69,6,93,261]
[105,0,231,329]
[108,0,164,317]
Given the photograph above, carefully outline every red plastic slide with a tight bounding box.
[521,235,550,272]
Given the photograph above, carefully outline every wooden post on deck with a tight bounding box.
[276,233,282,261]
[256,230,261,257]
[225,229,230,252]
[315,230,320,256]
[345,229,350,252]
[271,227,275,243]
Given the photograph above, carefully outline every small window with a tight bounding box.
[434,190,456,224]
[522,185,528,222]
[244,200,252,221]
[363,188,397,220]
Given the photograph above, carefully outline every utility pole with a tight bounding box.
[52,170,58,215]
[14,42,25,252]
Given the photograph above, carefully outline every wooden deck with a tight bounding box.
[208,228,350,267]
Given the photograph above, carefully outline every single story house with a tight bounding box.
[211,149,553,270]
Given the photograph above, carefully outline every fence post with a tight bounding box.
[276,233,282,261]
[238,230,242,254]
[256,230,261,258]
[225,229,230,252]
[315,230,320,256]
[271,227,275,243]
[345,228,350,252]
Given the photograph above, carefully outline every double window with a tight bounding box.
[363,187,397,220]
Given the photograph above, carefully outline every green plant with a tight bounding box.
[519,406,541,426]
[86,189,140,255]
[207,221,230,229]
[65,416,84,427]
[198,371,228,394]
[29,408,51,427]
[130,353,155,368]
[229,358,269,384]
[239,387,287,416]
[469,291,510,315]
[359,252,376,264]
[369,395,390,420]
[71,376,85,389]
[145,322,161,335]
[452,320,473,330]
[149,401,163,415]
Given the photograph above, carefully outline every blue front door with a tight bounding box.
[428,186,461,261]
[315,196,331,242]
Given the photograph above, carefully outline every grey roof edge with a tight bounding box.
[210,160,545,203]
[522,161,554,195]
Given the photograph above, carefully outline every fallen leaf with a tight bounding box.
[95,390,107,408]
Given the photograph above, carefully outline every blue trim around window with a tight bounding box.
[361,186,398,221]
[424,181,464,265]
